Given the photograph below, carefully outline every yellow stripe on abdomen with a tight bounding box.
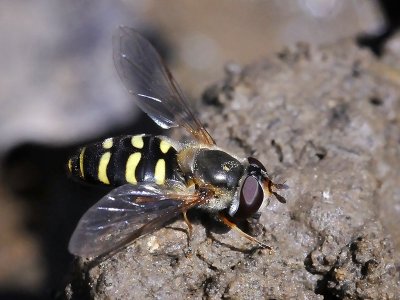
[67,158,73,173]
[154,159,166,185]
[79,147,86,178]
[159,140,171,154]
[126,152,141,184]
[98,152,111,184]
[131,135,144,149]
[102,138,113,149]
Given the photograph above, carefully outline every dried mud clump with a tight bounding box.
[308,224,397,299]
[64,39,400,299]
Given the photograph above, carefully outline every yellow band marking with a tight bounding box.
[159,140,171,154]
[126,152,141,184]
[79,147,86,178]
[131,135,144,149]
[98,152,111,184]
[67,159,72,173]
[154,159,166,185]
[102,138,113,149]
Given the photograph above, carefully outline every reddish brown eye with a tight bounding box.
[233,176,264,219]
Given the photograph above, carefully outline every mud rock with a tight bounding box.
[65,40,400,299]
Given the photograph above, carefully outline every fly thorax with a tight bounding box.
[192,149,244,190]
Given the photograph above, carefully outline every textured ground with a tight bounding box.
[65,39,400,299]
[0,1,397,299]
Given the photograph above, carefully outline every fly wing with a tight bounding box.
[113,26,215,145]
[69,183,202,258]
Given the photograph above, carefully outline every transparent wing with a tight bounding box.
[113,26,215,145]
[68,183,203,258]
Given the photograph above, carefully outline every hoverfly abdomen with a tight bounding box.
[193,149,244,190]
[67,135,184,186]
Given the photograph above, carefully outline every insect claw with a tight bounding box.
[183,245,193,258]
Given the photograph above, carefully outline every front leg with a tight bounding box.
[218,212,272,250]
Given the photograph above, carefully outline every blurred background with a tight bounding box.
[0,0,398,299]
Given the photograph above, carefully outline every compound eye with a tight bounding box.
[234,176,264,219]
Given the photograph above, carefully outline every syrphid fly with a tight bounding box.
[67,26,287,258]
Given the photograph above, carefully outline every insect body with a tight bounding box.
[67,26,287,258]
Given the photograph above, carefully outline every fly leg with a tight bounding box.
[183,211,193,240]
[218,212,272,251]
[182,211,194,254]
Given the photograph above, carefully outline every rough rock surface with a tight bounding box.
[64,40,400,299]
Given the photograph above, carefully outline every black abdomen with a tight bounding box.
[67,135,184,186]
